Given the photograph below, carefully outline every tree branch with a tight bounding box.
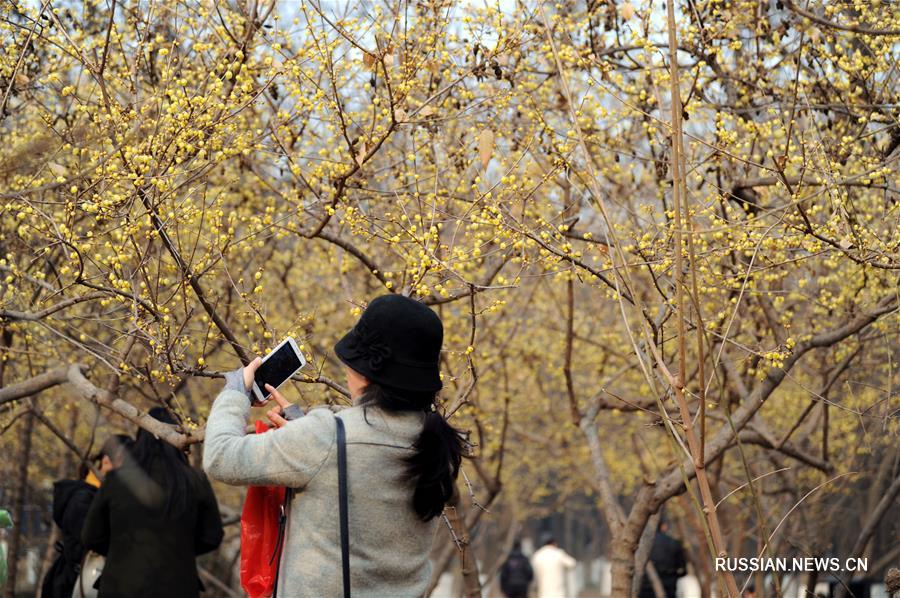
[0,365,72,406]
[67,364,203,449]
[782,0,900,36]
[653,294,897,505]
[737,431,834,473]
[0,291,106,321]
[2,364,204,449]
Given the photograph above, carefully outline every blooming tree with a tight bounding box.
[1,0,897,595]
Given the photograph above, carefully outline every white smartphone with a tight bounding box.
[251,337,307,405]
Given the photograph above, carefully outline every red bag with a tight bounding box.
[240,421,287,598]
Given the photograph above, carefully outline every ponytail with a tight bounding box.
[358,383,467,522]
[404,410,465,521]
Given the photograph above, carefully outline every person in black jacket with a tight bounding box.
[499,540,533,598]
[638,520,687,598]
[82,408,224,598]
[41,435,131,598]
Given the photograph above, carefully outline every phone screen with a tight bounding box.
[254,342,303,402]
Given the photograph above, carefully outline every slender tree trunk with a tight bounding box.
[646,563,668,598]
[425,479,500,596]
[632,511,661,598]
[443,494,482,598]
[426,531,459,597]
[677,497,712,598]
[610,488,656,596]
[5,409,35,598]
[834,474,900,598]
[664,0,737,591]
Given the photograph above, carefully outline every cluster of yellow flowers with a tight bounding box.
[1,0,897,524]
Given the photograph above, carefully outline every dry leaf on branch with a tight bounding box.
[478,129,495,169]
[48,163,67,177]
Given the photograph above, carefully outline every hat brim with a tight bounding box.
[334,332,443,393]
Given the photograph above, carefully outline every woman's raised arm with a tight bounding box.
[203,388,335,488]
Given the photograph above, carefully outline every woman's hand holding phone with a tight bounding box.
[238,357,298,427]
[263,384,294,429]
[242,357,263,395]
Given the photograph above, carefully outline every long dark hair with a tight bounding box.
[130,407,195,516]
[358,383,466,522]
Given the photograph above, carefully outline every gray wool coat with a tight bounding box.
[203,389,438,597]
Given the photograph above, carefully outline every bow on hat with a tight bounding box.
[341,321,393,371]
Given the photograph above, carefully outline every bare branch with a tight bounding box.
[782,0,900,36]
[0,291,106,322]
[0,365,71,406]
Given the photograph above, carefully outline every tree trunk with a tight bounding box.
[834,474,900,598]
[5,408,35,598]
[677,496,712,598]
[443,494,482,598]
[631,511,661,598]
[425,478,501,596]
[611,534,638,597]
[609,484,663,597]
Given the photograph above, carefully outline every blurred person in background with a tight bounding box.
[638,520,686,598]
[532,535,576,598]
[499,539,533,598]
[41,435,131,598]
[82,408,223,597]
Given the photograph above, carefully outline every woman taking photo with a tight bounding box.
[82,407,224,597]
[204,294,466,597]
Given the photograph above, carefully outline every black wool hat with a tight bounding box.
[334,294,443,392]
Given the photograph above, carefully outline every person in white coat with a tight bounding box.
[531,535,577,597]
